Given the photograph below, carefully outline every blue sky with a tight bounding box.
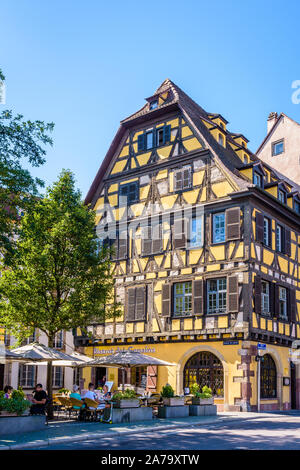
[1,0,300,197]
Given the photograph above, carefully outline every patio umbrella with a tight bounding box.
[78,350,174,391]
[0,346,28,364]
[23,350,93,367]
[11,342,81,362]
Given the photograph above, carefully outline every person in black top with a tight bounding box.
[30,384,48,415]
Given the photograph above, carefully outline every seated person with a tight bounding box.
[97,384,112,410]
[70,384,83,409]
[4,385,13,398]
[30,384,48,415]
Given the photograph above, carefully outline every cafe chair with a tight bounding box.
[84,397,102,421]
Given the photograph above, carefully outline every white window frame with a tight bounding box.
[279,287,287,319]
[261,281,270,315]
[189,216,204,248]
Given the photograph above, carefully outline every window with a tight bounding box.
[53,366,64,388]
[212,212,225,243]
[137,125,171,151]
[279,287,287,319]
[243,154,248,164]
[156,128,164,146]
[294,199,300,214]
[207,278,227,314]
[276,224,284,252]
[260,354,277,399]
[278,189,286,204]
[261,281,270,315]
[141,224,163,255]
[174,166,192,191]
[126,286,146,321]
[272,140,284,156]
[146,131,153,149]
[149,100,158,110]
[19,365,36,388]
[253,172,262,187]
[189,217,203,248]
[263,217,270,246]
[119,181,139,205]
[21,331,36,346]
[218,133,224,146]
[53,331,63,349]
[173,282,192,317]
[110,230,128,260]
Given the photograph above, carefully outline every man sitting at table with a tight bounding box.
[30,384,48,415]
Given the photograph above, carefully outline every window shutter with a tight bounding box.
[226,207,240,241]
[163,125,171,143]
[110,238,118,260]
[256,212,264,243]
[146,365,157,392]
[135,286,146,321]
[118,231,127,259]
[274,285,280,317]
[285,229,291,256]
[127,288,136,321]
[174,170,183,191]
[289,288,296,322]
[254,275,261,315]
[152,224,163,253]
[269,282,275,316]
[142,226,152,255]
[193,279,204,315]
[137,134,145,151]
[174,218,187,249]
[228,275,239,312]
[162,284,171,317]
[182,167,191,189]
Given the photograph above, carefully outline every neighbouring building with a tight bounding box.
[257,112,300,186]
[0,328,80,392]
[74,79,300,411]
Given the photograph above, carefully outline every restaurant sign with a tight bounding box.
[94,345,156,355]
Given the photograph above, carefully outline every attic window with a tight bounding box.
[243,154,248,164]
[149,100,158,110]
[278,189,286,204]
[272,139,284,156]
[253,172,262,187]
[294,199,300,214]
[218,133,225,147]
[220,122,225,130]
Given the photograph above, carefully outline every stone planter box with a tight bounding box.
[0,415,46,436]
[189,404,217,416]
[162,397,185,407]
[104,406,153,423]
[191,397,214,405]
[158,405,189,419]
[112,399,140,408]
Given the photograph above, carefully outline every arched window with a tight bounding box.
[260,354,277,398]
[183,351,224,397]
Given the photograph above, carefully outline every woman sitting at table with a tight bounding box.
[70,384,83,410]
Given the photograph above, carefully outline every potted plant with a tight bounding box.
[0,388,31,417]
[190,384,214,405]
[160,384,185,406]
[58,387,71,396]
[112,388,140,408]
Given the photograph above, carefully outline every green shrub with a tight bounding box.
[0,393,31,416]
[58,388,70,395]
[160,384,175,398]
[190,383,200,396]
[112,388,137,401]
[190,384,213,399]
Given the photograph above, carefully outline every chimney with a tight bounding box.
[267,112,278,133]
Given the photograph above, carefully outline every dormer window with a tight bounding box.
[294,199,300,214]
[253,172,262,187]
[272,139,284,156]
[149,100,158,110]
[278,189,286,204]
[243,154,248,164]
[218,133,225,147]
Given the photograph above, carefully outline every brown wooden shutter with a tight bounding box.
[174,218,187,249]
[152,224,162,253]
[110,238,118,260]
[146,365,157,392]
[118,230,128,259]
[182,167,192,189]
[256,212,264,243]
[254,275,261,315]
[127,288,136,321]
[228,275,239,312]
[162,283,171,317]
[285,229,291,256]
[269,282,275,316]
[289,288,296,322]
[142,226,152,255]
[226,207,240,241]
[193,279,204,315]
[135,286,146,321]
[274,284,280,317]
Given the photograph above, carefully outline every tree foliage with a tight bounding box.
[0,170,119,344]
[0,67,54,259]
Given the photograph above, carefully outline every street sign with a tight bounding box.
[257,343,266,350]
[223,340,239,345]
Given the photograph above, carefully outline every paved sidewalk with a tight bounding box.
[0,412,272,450]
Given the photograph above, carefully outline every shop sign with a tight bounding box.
[223,340,239,345]
[94,345,156,355]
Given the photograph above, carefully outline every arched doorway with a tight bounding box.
[183,351,224,397]
[260,354,277,399]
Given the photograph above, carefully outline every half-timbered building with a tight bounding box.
[76,79,300,411]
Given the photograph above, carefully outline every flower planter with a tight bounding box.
[0,411,18,417]
[113,399,140,408]
[192,397,214,405]
[162,397,185,407]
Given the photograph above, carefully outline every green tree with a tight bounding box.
[0,170,119,418]
[0,67,54,260]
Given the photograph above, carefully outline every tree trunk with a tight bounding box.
[46,336,54,420]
